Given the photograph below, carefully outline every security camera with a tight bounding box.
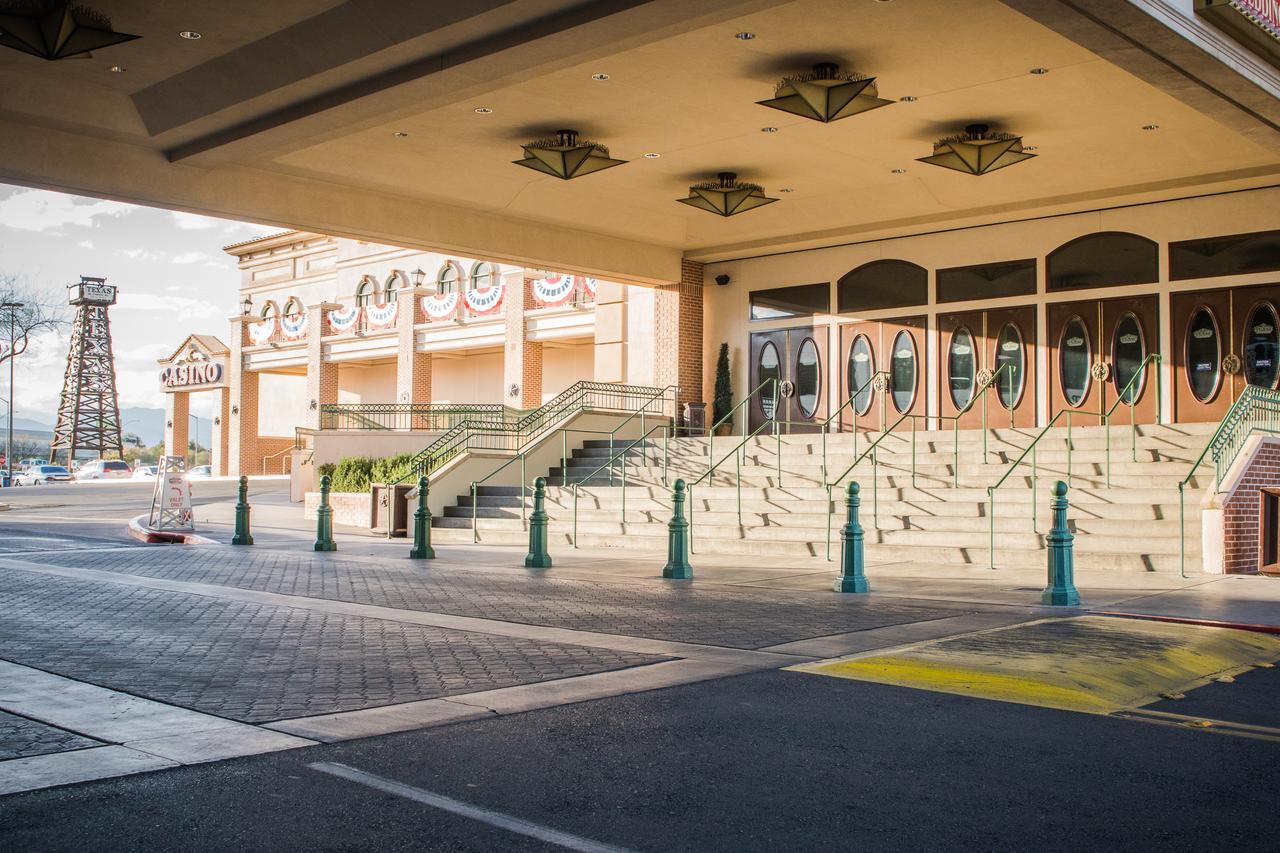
[715,274,731,286]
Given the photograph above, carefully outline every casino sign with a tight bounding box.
[157,334,230,392]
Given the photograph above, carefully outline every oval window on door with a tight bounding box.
[1112,313,1146,404]
[795,337,821,418]
[948,327,976,411]
[1244,302,1280,390]
[847,335,874,416]
[890,330,917,413]
[1059,316,1091,407]
[1185,307,1221,403]
[995,323,1025,410]
[758,341,781,418]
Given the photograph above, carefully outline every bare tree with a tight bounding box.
[0,273,65,366]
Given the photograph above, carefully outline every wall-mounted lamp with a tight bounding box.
[412,268,427,288]
[240,296,253,316]
[231,405,239,416]
[309,399,317,410]
[166,420,173,428]
[213,417,220,426]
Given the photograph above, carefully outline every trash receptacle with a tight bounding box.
[370,483,413,536]
[682,401,707,437]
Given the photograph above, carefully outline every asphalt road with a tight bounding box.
[1,667,1277,852]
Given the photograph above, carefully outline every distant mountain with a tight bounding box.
[0,415,53,433]
[0,407,167,446]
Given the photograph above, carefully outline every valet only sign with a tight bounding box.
[161,362,223,388]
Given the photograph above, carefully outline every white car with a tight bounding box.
[15,465,73,486]
[188,465,213,479]
[76,459,133,480]
[131,465,159,480]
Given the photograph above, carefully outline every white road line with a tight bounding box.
[309,762,640,853]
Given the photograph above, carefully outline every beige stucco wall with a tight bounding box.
[543,343,595,402]
[432,353,504,404]
[702,186,1280,424]
[338,361,397,404]
[258,372,307,436]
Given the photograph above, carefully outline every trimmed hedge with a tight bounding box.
[326,453,414,492]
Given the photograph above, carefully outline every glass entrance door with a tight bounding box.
[1172,285,1280,422]
[747,326,827,433]
[937,306,1035,429]
[1048,296,1158,426]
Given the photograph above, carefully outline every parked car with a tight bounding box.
[188,465,213,479]
[17,458,44,472]
[76,459,132,480]
[15,465,73,486]
[131,465,159,480]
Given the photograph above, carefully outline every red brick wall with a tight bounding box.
[1221,441,1280,574]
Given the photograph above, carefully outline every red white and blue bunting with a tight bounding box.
[532,274,576,307]
[365,302,398,329]
[248,318,275,345]
[327,305,360,332]
[280,312,307,340]
[580,277,598,299]
[463,279,504,316]
[421,292,459,322]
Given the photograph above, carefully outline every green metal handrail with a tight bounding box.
[823,407,916,560]
[319,402,515,432]
[1178,384,1280,578]
[984,353,1162,569]
[570,423,672,547]
[708,377,780,478]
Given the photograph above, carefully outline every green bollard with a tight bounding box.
[1042,480,1080,606]
[834,481,869,593]
[662,479,693,579]
[231,475,254,546]
[524,476,552,569]
[409,476,435,560]
[314,474,337,552]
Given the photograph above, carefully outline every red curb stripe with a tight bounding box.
[1096,611,1280,635]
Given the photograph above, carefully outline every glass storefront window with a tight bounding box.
[759,341,781,419]
[948,327,976,410]
[848,335,874,416]
[1059,317,1091,407]
[1244,303,1280,390]
[995,323,1025,410]
[890,330,917,413]
[795,338,820,418]
[1112,313,1146,404]
[1185,307,1221,403]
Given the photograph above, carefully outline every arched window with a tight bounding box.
[355,277,375,307]
[837,260,927,313]
[470,262,493,291]
[282,297,302,317]
[1047,232,1158,292]
[437,263,459,295]
[383,273,399,303]
[259,300,279,320]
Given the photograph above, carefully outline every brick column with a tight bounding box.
[305,302,339,429]
[163,391,189,460]
[227,315,259,477]
[395,287,432,409]
[653,260,705,415]
[593,280,626,383]
[210,386,231,476]
[506,274,543,409]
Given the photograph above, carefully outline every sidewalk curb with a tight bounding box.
[127,515,219,546]
[1097,611,1280,635]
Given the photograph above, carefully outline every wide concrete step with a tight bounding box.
[544,484,1206,504]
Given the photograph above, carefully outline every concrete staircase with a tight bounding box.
[432,423,1219,572]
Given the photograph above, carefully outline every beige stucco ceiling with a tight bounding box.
[0,0,1276,283]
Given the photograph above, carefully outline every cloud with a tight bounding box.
[172,251,212,265]
[0,189,134,233]
[117,247,166,262]
[77,239,95,249]
[115,292,225,321]
[116,342,173,365]
[170,210,221,230]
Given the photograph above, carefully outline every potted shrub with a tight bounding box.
[712,342,734,436]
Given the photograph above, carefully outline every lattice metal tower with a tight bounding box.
[49,277,123,464]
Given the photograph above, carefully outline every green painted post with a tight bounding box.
[409,476,435,560]
[1042,480,1080,606]
[231,475,253,545]
[834,481,869,593]
[314,474,337,552]
[662,479,693,579]
[524,476,552,568]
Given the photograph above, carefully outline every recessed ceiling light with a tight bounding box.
[109,65,125,73]
[779,187,794,193]
[474,107,493,114]
[761,126,778,133]
[643,152,661,159]
[891,168,907,174]
[393,131,409,138]
[1142,124,1159,130]
[179,31,201,40]
[898,95,917,102]
[1023,145,1038,151]
[1030,67,1049,75]
[591,73,610,81]
[735,31,755,40]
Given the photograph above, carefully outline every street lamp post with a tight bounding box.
[2,302,23,487]
[188,413,200,468]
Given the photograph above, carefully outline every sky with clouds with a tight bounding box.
[0,183,277,424]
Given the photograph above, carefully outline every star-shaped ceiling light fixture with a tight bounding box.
[512,129,626,180]
[0,0,139,60]
[677,172,778,217]
[917,123,1036,176]
[757,62,893,123]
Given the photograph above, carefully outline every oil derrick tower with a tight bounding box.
[49,277,123,464]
